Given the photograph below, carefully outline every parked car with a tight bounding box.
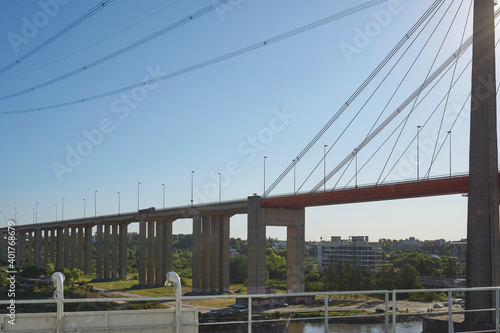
[433,303,443,308]
[233,303,246,309]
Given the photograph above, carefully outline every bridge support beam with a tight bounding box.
[466,0,500,326]
[247,195,305,294]
[138,221,147,286]
[96,224,103,280]
[192,215,202,292]
[85,226,93,274]
[119,223,128,280]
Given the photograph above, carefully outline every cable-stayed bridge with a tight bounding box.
[1,0,500,329]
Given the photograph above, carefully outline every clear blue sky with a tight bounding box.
[0,0,490,241]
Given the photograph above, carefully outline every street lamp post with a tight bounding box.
[324,145,328,192]
[83,199,86,218]
[94,191,97,218]
[62,197,64,221]
[191,171,194,206]
[218,173,221,203]
[32,208,34,224]
[162,184,165,209]
[35,203,38,224]
[137,182,141,210]
[448,130,452,177]
[354,148,358,188]
[293,159,296,194]
[263,156,267,195]
[55,204,57,222]
[117,192,120,215]
[417,125,421,181]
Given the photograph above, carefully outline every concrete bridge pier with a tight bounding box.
[138,219,173,287]
[191,214,230,294]
[247,195,305,294]
[0,232,5,263]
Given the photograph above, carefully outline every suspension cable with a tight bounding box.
[264,0,445,197]
[0,0,115,76]
[0,0,390,114]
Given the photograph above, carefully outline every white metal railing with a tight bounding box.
[2,274,500,333]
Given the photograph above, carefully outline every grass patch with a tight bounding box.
[191,298,236,309]
[89,279,138,290]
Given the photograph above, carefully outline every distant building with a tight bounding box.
[388,237,421,252]
[273,242,287,250]
[318,236,382,273]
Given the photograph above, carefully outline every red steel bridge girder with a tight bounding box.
[260,173,500,209]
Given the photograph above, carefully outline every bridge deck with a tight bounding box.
[260,173,498,208]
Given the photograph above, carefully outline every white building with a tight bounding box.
[318,236,382,273]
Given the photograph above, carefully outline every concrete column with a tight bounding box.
[84,226,92,274]
[247,196,267,294]
[119,224,128,280]
[78,227,84,271]
[467,0,500,325]
[50,229,56,266]
[219,215,230,293]
[103,224,110,281]
[138,221,147,286]
[0,232,4,264]
[57,228,64,268]
[95,224,103,280]
[162,221,173,281]
[147,220,155,287]
[16,231,24,267]
[63,227,70,268]
[111,224,118,280]
[155,222,164,286]
[24,232,31,266]
[70,227,77,268]
[201,216,211,293]
[210,216,220,294]
[43,230,48,268]
[287,221,305,293]
[192,215,202,292]
[35,229,42,268]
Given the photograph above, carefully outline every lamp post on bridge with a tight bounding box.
[137,182,141,210]
[35,203,38,224]
[417,125,421,181]
[32,208,34,224]
[94,191,97,218]
[293,159,297,194]
[191,171,194,206]
[162,184,165,209]
[55,204,57,222]
[117,192,120,215]
[83,198,86,218]
[354,148,358,188]
[263,156,267,195]
[61,197,64,221]
[218,173,221,203]
[324,145,328,192]
[448,130,452,177]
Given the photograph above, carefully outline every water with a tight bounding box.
[289,322,422,333]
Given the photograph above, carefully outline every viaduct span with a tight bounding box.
[0,174,486,295]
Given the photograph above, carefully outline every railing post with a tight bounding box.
[385,292,389,333]
[448,290,454,333]
[496,289,499,333]
[324,293,329,332]
[248,296,252,333]
[392,290,397,333]
[51,272,65,333]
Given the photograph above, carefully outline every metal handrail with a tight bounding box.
[3,280,500,333]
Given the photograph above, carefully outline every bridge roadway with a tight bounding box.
[0,173,485,294]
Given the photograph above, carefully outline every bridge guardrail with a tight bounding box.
[2,277,500,333]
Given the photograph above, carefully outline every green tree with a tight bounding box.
[230,255,247,284]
